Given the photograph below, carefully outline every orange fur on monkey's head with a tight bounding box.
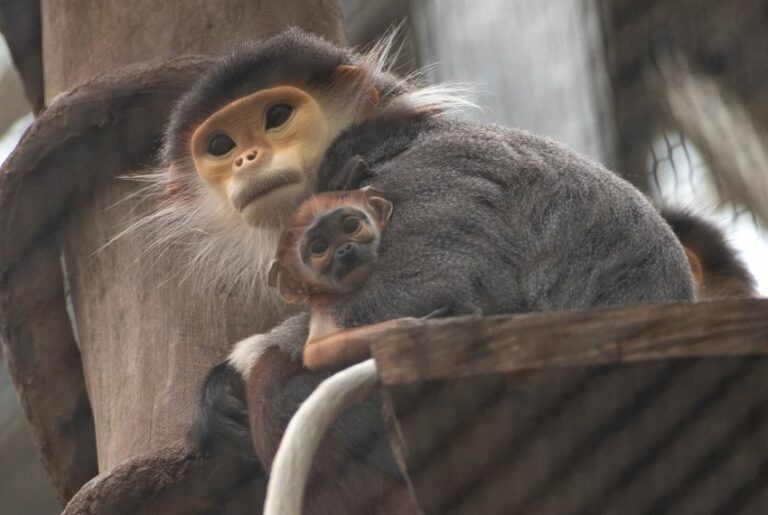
[268,188,393,304]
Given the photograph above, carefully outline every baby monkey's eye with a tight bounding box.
[265,103,294,130]
[342,216,360,234]
[207,133,236,156]
[310,239,329,255]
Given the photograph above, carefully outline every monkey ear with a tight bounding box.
[366,195,394,227]
[165,163,191,200]
[268,260,308,304]
[277,274,308,304]
[267,259,281,288]
[333,65,380,107]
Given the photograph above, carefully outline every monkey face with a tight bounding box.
[299,207,381,292]
[190,86,352,228]
[268,190,393,303]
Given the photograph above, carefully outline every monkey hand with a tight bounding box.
[324,155,372,191]
[423,306,453,319]
[189,362,257,461]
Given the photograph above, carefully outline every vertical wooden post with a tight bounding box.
[39,0,344,472]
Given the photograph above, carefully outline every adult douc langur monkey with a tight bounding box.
[141,28,696,513]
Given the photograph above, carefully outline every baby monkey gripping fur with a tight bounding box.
[268,189,394,366]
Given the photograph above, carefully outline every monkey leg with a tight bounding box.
[188,363,266,507]
[250,348,415,515]
[303,317,422,370]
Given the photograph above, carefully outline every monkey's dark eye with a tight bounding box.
[207,133,236,156]
[310,239,328,255]
[342,216,360,234]
[265,104,294,130]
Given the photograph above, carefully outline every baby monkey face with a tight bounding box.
[269,189,392,303]
[300,207,380,291]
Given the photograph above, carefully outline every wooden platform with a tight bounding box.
[372,298,768,515]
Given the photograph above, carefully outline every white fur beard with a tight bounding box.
[105,167,285,314]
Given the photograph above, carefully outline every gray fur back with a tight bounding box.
[319,117,695,326]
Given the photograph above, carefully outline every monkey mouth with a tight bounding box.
[334,262,373,290]
[231,170,304,211]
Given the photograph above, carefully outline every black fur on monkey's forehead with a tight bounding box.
[163,28,382,164]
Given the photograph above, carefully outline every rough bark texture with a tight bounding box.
[0,56,211,503]
[372,299,768,514]
[62,443,267,515]
[41,0,346,101]
[44,0,344,473]
[1,0,345,505]
[0,56,211,273]
[0,356,61,514]
[372,298,768,384]
[0,237,96,503]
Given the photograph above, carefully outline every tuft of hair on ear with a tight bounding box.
[352,22,482,117]
[267,259,281,288]
[355,22,407,85]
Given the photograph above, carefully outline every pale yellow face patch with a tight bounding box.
[190,86,345,228]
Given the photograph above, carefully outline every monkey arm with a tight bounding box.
[190,362,257,459]
[187,314,312,495]
[186,362,266,509]
[190,312,311,459]
[303,306,463,371]
[236,316,412,514]
[303,317,423,370]
[191,313,310,459]
[193,312,410,511]
[251,350,411,514]
[227,313,398,473]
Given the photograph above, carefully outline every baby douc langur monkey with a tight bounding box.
[269,187,416,369]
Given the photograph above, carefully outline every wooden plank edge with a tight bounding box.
[370,298,768,385]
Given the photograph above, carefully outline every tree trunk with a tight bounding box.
[41,0,345,472]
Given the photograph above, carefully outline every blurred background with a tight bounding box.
[1,0,766,512]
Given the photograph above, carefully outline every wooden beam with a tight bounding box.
[40,0,346,102]
[371,298,768,384]
[373,298,768,514]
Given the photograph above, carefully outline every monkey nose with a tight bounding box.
[234,150,259,169]
[336,243,354,257]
